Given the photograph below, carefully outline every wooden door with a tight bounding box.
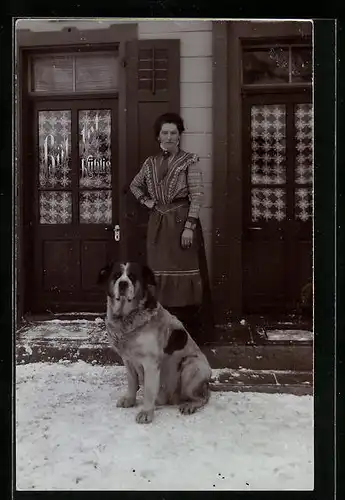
[242,92,313,314]
[30,98,120,313]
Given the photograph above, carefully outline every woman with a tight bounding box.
[129,113,212,342]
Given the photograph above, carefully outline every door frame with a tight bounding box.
[242,91,312,313]
[30,98,120,313]
[16,24,137,320]
[211,20,312,324]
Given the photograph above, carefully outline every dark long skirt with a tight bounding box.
[147,200,213,341]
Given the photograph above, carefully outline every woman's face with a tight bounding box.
[158,122,180,152]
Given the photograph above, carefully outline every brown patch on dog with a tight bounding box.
[164,328,188,355]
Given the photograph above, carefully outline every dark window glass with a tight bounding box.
[243,48,289,85]
[291,47,312,83]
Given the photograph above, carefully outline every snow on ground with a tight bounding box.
[16,361,314,491]
[18,319,313,343]
[265,330,313,341]
[18,319,106,341]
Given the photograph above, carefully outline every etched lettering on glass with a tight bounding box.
[79,110,111,188]
[38,111,71,187]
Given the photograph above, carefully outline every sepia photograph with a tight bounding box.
[14,17,314,491]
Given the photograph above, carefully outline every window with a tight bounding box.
[241,41,313,225]
[247,102,313,223]
[242,44,312,86]
[30,52,119,94]
[138,48,169,92]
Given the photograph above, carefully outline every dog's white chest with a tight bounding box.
[105,308,161,356]
[106,318,160,360]
[106,324,133,355]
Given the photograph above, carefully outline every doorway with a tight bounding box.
[242,92,313,314]
[28,98,120,313]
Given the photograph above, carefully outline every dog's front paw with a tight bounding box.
[136,409,154,424]
[116,395,136,408]
[179,402,197,415]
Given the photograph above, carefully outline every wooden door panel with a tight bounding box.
[295,240,312,293]
[43,240,79,292]
[243,241,286,301]
[126,224,148,262]
[81,240,109,291]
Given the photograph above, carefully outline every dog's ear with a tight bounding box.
[97,262,114,285]
[142,264,157,309]
[142,265,156,287]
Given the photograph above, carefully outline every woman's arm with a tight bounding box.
[185,158,204,227]
[129,161,152,205]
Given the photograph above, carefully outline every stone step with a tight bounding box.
[16,318,313,371]
[209,368,312,395]
[16,339,313,372]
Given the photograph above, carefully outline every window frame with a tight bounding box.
[28,46,121,97]
[242,92,313,235]
[241,40,312,91]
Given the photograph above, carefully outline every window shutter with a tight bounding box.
[125,39,180,261]
[138,47,169,92]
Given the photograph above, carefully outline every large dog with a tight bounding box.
[98,262,212,424]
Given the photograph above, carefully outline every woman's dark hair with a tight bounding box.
[153,112,185,138]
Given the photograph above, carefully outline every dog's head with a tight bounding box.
[97,262,157,316]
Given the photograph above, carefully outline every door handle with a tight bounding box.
[105,224,120,241]
[113,224,120,241]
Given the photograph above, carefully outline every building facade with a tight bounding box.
[15,19,313,333]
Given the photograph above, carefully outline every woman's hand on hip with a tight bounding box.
[144,199,156,209]
[181,228,193,249]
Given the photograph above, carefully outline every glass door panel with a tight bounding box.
[78,109,112,224]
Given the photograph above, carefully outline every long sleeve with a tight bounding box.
[186,158,204,220]
[129,161,150,204]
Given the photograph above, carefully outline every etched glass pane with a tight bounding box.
[38,110,72,188]
[40,191,72,224]
[295,188,313,221]
[251,188,286,222]
[295,103,313,184]
[76,54,119,92]
[79,110,111,188]
[291,47,312,83]
[79,190,112,224]
[251,105,286,184]
[32,56,73,93]
[243,48,289,85]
